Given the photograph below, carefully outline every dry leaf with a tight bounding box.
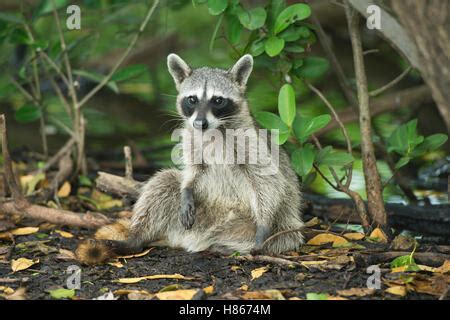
[0,286,14,294]
[239,284,249,291]
[203,286,214,294]
[57,182,71,198]
[230,265,241,272]
[10,227,39,236]
[55,248,76,261]
[434,260,450,274]
[409,274,450,296]
[128,292,154,300]
[307,233,348,246]
[336,288,376,297]
[369,228,388,243]
[11,258,39,272]
[155,289,200,300]
[385,286,407,297]
[327,296,349,300]
[288,297,303,300]
[108,260,124,268]
[241,289,285,300]
[114,273,194,284]
[1,287,26,300]
[114,289,152,296]
[304,217,320,227]
[118,248,153,259]
[343,232,365,241]
[55,230,74,238]
[391,235,415,251]
[251,266,269,280]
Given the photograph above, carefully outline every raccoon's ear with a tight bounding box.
[229,54,253,88]
[167,53,192,88]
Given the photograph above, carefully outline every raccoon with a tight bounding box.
[76,54,304,264]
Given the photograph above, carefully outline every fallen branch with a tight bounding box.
[95,171,142,199]
[235,255,301,267]
[0,201,110,229]
[1,114,110,229]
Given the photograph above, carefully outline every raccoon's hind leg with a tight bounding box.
[129,168,183,247]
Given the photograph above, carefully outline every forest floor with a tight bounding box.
[1,212,449,300]
[0,150,449,300]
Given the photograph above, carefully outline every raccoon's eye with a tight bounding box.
[211,97,225,107]
[187,96,198,105]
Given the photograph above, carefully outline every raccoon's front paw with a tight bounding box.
[180,188,195,229]
[180,201,195,229]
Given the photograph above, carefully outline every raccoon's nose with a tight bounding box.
[193,119,208,130]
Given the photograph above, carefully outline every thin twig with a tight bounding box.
[77,0,159,108]
[309,9,358,108]
[262,228,305,249]
[307,82,354,188]
[124,146,133,180]
[369,66,412,97]
[33,138,76,174]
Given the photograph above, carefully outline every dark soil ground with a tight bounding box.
[0,225,445,300]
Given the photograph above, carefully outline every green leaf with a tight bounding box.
[315,146,354,167]
[303,171,317,187]
[73,70,119,94]
[306,293,328,300]
[78,175,93,187]
[49,288,75,300]
[410,134,448,157]
[265,36,285,57]
[294,56,329,79]
[395,157,410,169]
[15,104,42,123]
[226,14,242,45]
[278,84,296,126]
[291,145,315,177]
[254,111,290,145]
[9,28,32,45]
[207,0,228,15]
[284,45,304,53]
[250,39,266,56]
[387,120,423,156]
[293,114,331,143]
[36,0,69,16]
[255,112,288,131]
[279,27,302,42]
[111,64,148,82]
[390,255,416,268]
[237,7,267,30]
[274,3,311,34]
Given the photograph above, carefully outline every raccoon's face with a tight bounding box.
[167,53,253,131]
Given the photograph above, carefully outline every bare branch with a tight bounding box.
[309,8,358,107]
[369,66,412,97]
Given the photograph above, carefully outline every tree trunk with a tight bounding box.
[390,1,450,134]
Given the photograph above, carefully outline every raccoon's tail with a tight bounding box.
[75,238,143,265]
[75,219,142,265]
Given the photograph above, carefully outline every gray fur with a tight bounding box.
[129,54,304,254]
